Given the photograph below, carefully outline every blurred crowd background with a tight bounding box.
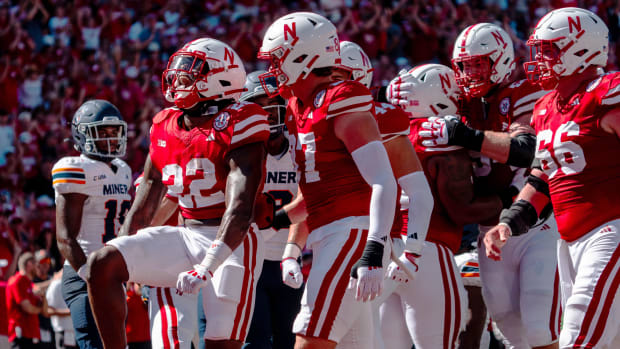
[0,0,620,302]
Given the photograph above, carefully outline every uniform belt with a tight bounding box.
[183,217,222,227]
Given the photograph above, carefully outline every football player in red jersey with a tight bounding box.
[391,23,562,349]
[485,7,620,348]
[382,64,506,349]
[258,12,397,349]
[86,38,270,349]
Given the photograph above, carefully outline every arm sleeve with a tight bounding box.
[351,141,397,245]
[398,171,433,255]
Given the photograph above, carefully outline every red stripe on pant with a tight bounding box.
[239,230,258,340]
[306,229,360,337]
[231,236,251,339]
[437,244,453,349]
[573,242,620,348]
[580,246,620,347]
[550,269,560,341]
[156,288,171,348]
[318,229,368,339]
[163,288,180,349]
[443,245,462,349]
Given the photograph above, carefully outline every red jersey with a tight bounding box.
[407,117,466,253]
[374,101,410,238]
[149,102,270,220]
[6,272,40,341]
[0,281,7,336]
[463,79,548,224]
[531,72,620,241]
[286,81,375,231]
[126,288,150,343]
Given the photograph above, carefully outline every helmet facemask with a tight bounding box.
[524,39,563,89]
[452,54,495,98]
[76,117,127,158]
[163,52,219,109]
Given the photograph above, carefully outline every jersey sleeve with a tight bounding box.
[511,80,548,120]
[230,102,270,150]
[52,157,89,194]
[325,81,374,119]
[599,72,620,107]
[376,103,410,141]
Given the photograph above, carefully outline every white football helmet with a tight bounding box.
[339,41,374,88]
[452,23,515,97]
[524,7,608,89]
[258,12,340,96]
[162,38,246,109]
[387,64,461,118]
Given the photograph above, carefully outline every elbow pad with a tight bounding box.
[351,141,397,245]
[398,171,433,255]
[507,133,536,168]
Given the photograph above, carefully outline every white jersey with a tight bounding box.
[52,155,132,259]
[260,147,298,261]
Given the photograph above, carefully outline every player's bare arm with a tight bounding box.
[431,151,502,226]
[118,155,166,237]
[274,189,307,230]
[56,192,88,275]
[383,135,423,176]
[216,141,266,249]
[281,221,309,289]
[484,168,551,260]
[601,106,620,137]
[480,113,536,165]
[149,195,179,226]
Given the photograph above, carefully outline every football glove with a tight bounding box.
[176,264,213,295]
[386,252,420,283]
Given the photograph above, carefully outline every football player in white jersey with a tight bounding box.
[240,71,304,349]
[53,99,131,349]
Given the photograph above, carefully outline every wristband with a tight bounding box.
[201,240,233,271]
[282,242,302,260]
[451,121,484,151]
[273,209,292,230]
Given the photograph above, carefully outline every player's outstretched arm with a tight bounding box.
[118,155,166,237]
[433,151,503,226]
[484,168,551,260]
[56,192,89,279]
[335,111,397,302]
[419,114,536,167]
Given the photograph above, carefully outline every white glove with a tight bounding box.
[353,267,384,302]
[281,258,303,289]
[386,252,421,283]
[176,264,212,295]
[418,115,460,147]
[510,167,529,191]
[386,73,417,109]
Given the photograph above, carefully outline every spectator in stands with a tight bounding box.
[6,252,46,348]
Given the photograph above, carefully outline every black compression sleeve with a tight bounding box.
[507,133,536,167]
[499,200,538,236]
